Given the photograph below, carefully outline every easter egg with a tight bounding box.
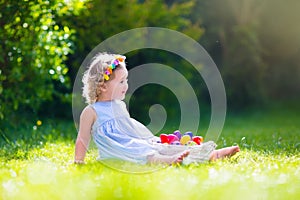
[173,130,181,140]
[180,134,191,145]
[187,141,197,146]
[192,136,204,145]
[160,134,169,144]
[184,131,193,138]
[167,134,179,144]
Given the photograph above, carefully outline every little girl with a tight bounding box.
[74,53,240,165]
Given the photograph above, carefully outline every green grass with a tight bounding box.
[0,106,299,200]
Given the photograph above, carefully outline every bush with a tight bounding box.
[0,0,87,126]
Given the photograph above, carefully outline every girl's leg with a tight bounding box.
[209,146,240,161]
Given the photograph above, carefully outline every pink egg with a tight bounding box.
[167,134,179,144]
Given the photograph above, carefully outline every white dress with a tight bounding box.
[91,100,216,165]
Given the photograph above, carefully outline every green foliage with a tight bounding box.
[258,0,300,99]
[0,0,205,125]
[2,0,300,127]
[222,24,267,107]
[192,0,267,107]
[66,0,203,73]
[192,0,300,108]
[0,0,87,125]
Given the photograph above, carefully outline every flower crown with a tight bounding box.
[103,56,126,81]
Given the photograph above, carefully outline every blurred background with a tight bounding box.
[1,0,300,131]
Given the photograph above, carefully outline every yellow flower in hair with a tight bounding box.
[104,74,109,81]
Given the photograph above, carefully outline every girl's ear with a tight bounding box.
[100,83,107,92]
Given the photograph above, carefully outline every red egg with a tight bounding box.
[160,134,169,144]
[192,136,204,145]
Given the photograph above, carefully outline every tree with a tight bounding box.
[192,0,267,108]
[258,0,300,100]
[192,0,300,108]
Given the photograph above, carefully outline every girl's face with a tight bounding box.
[104,67,128,100]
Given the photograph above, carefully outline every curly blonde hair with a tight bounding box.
[82,52,125,104]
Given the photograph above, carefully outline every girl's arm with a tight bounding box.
[74,106,96,164]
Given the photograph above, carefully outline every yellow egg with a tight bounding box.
[180,135,191,145]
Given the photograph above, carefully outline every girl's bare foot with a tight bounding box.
[163,150,190,164]
[210,146,240,161]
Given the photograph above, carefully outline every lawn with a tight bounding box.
[0,105,299,200]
